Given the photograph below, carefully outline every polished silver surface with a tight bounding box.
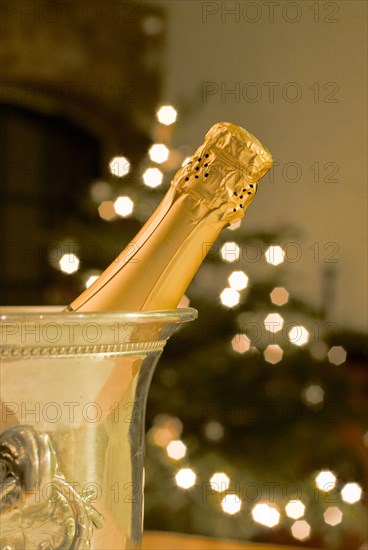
[0,307,197,549]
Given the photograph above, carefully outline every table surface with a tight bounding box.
[142,531,312,549]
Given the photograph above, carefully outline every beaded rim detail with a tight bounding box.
[0,340,166,359]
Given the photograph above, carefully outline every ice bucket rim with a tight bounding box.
[0,307,198,357]
[0,306,198,324]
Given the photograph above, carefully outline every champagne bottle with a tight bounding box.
[68,122,272,312]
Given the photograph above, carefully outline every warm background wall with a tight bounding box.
[161,0,367,332]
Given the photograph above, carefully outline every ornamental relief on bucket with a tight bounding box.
[0,425,104,549]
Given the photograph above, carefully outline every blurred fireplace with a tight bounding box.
[0,104,101,304]
[0,0,165,304]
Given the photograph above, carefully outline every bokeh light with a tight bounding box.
[149,143,169,163]
[98,200,117,221]
[141,14,164,36]
[324,506,343,526]
[228,270,248,291]
[220,242,240,263]
[252,503,280,527]
[178,295,190,308]
[143,167,163,188]
[288,325,309,346]
[157,105,177,125]
[265,245,285,266]
[285,500,305,520]
[210,472,230,492]
[327,346,347,365]
[90,180,111,203]
[220,288,240,308]
[264,313,284,333]
[166,440,187,460]
[85,275,99,288]
[231,333,251,354]
[310,341,328,361]
[150,415,183,447]
[263,344,283,365]
[221,494,242,515]
[59,253,80,274]
[204,421,224,442]
[152,428,174,447]
[291,520,311,541]
[270,286,289,306]
[341,482,362,504]
[114,196,134,217]
[315,470,336,492]
[228,220,241,231]
[109,155,130,177]
[302,384,324,407]
[175,468,196,489]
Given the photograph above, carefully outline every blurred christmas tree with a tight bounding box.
[78,111,365,550]
[144,229,368,549]
[35,106,366,549]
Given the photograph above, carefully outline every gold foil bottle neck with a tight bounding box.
[172,122,273,224]
[68,122,273,312]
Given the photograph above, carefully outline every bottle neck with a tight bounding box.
[70,189,225,312]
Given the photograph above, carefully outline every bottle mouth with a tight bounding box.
[204,122,273,174]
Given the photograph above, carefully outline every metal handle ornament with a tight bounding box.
[0,426,104,550]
